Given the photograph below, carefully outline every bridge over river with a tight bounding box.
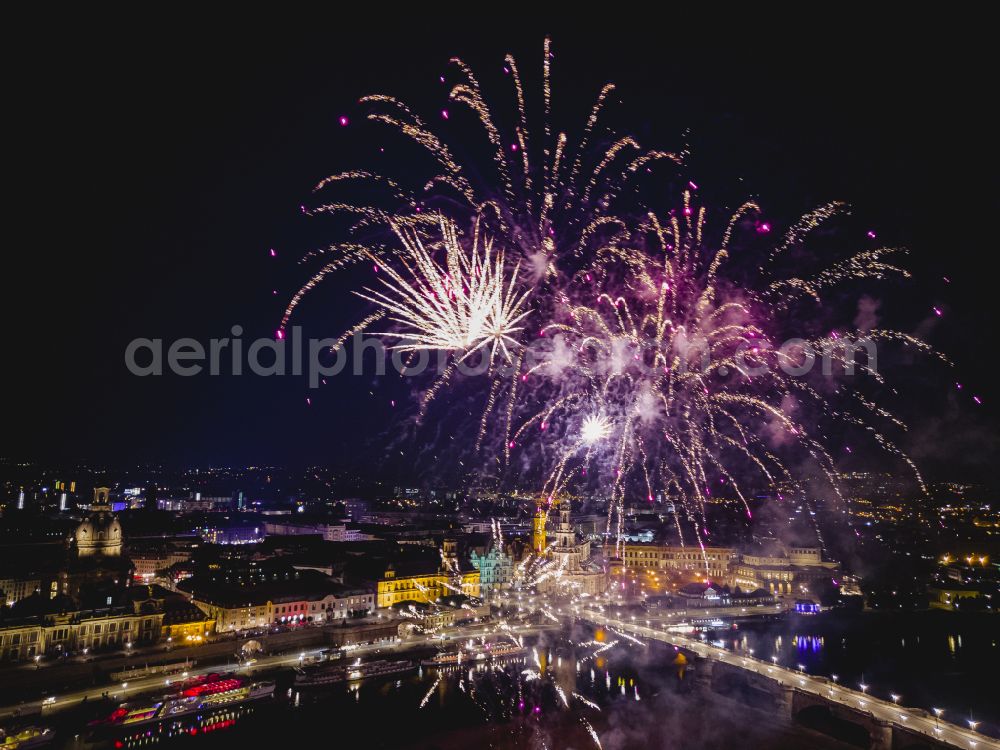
[577,608,998,750]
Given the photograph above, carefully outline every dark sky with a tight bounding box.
[4,21,998,480]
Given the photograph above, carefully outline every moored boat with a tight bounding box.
[88,676,275,742]
[0,726,55,750]
[294,659,416,687]
[422,642,527,667]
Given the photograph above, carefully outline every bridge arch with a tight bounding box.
[794,704,870,748]
[711,667,776,710]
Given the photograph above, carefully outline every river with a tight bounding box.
[31,610,1000,748]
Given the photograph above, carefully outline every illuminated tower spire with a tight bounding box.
[555,499,574,550]
[532,504,548,554]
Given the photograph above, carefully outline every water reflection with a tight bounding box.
[93,637,672,750]
[698,611,997,725]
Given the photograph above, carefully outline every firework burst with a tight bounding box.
[355,216,531,366]
[281,38,946,558]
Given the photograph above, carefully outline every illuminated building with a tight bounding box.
[376,539,480,608]
[620,544,736,581]
[674,581,776,608]
[0,584,210,661]
[470,545,513,599]
[532,505,548,554]
[0,576,41,607]
[927,583,985,611]
[72,488,123,558]
[0,604,160,662]
[730,542,840,596]
[263,519,373,542]
[160,605,215,644]
[198,523,265,545]
[59,488,134,602]
[550,499,590,569]
[535,500,606,596]
[182,575,375,633]
[131,546,193,583]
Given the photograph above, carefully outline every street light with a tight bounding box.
[859,682,868,694]
[891,693,900,704]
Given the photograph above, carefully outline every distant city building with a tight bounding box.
[158,494,231,513]
[927,583,985,611]
[0,576,41,607]
[263,519,373,542]
[198,523,265,545]
[130,546,193,583]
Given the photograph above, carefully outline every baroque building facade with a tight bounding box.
[535,501,606,597]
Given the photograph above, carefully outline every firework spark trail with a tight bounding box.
[282,37,949,551]
[607,627,645,647]
[419,675,441,708]
[539,607,560,623]
[555,684,570,708]
[577,640,619,664]
[573,692,601,711]
[581,718,603,749]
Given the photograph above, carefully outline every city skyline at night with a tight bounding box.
[3,19,998,750]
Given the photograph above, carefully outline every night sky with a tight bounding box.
[5,22,997,482]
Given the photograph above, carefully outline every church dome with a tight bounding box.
[73,488,123,557]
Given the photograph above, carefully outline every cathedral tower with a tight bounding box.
[532,505,548,554]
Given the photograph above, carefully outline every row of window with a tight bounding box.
[623,550,733,560]
[273,598,372,615]
[1,617,152,642]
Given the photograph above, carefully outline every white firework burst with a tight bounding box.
[357,215,531,366]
